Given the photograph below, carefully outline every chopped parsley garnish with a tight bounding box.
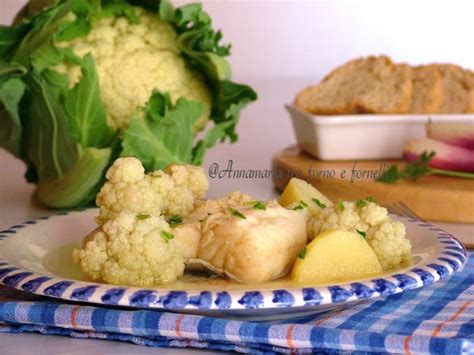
[230,207,246,219]
[168,215,183,227]
[313,198,326,209]
[356,230,366,238]
[244,200,267,210]
[151,174,161,179]
[366,196,377,204]
[136,214,151,220]
[160,230,174,242]
[356,199,366,208]
[337,200,345,211]
[292,200,308,210]
[298,247,307,259]
[357,197,377,208]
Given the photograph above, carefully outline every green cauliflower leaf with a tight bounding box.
[122,90,202,171]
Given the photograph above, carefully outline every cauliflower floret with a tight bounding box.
[307,200,411,270]
[164,164,211,216]
[73,212,184,286]
[359,203,389,226]
[367,220,411,270]
[55,7,212,131]
[74,230,109,280]
[106,155,145,183]
[96,157,209,225]
[308,201,367,237]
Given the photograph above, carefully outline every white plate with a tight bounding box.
[287,104,474,160]
[0,209,467,320]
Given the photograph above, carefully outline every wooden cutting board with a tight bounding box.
[272,146,474,224]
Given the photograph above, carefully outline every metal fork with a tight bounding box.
[387,201,471,250]
[386,201,426,222]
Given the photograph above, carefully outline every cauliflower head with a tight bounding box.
[55,7,212,131]
[96,157,209,225]
[308,200,411,270]
[73,212,184,286]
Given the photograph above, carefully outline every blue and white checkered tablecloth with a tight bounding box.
[0,254,472,354]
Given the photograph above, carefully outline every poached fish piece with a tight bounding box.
[187,198,309,283]
[173,191,254,260]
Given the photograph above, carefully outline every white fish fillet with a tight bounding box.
[175,193,309,283]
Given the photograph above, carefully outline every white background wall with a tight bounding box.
[174,0,474,79]
[1,0,474,198]
[2,0,474,80]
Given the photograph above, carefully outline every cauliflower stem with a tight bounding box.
[36,147,112,208]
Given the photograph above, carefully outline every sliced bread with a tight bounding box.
[467,90,474,113]
[356,62,412,113]
[409,65,443,113]
[430,64,474,113]
[294,55,413,114]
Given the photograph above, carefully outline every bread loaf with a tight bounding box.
[295,56,473,115]
[295,55,413,114]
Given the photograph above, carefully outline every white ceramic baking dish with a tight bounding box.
[287,104,474,160]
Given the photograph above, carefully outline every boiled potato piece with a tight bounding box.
[279,178,333,216]
[291,230,383,284]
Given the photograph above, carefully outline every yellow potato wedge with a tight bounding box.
[279,178,333,216]
[291,230,383,284]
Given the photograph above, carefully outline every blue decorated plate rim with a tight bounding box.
[0,211,468,311]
